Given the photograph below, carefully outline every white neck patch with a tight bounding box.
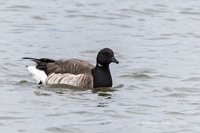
[97,63,103,67]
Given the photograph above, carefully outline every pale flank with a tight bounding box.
[27,66,47,84]
[46,73,93,88]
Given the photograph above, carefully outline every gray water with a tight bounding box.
[0,0,200,132]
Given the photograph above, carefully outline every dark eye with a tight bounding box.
[103,53,110,56]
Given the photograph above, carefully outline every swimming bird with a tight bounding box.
[23,48,119,88]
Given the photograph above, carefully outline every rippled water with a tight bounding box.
[0,0,200,132]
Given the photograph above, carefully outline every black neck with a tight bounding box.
[92,64,112,88]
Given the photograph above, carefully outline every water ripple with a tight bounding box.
[120,73,152,80]
[0,116,28,120]
[164,93,188,98]
[1,0,200,133]
[179,11,200,15]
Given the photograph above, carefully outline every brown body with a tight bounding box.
[23,48,119,88]
[43,59,95,88]
[46,59,94,75]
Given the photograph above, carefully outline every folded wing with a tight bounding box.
[47,59,94,75]
[23,57,95,75]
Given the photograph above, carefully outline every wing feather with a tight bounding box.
[23,57,95,75]
[46,59,94,75]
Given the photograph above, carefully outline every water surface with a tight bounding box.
[0,0,200,132]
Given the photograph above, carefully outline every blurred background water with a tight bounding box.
[0,0,200,132]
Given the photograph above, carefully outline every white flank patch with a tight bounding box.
[27,66,47,84]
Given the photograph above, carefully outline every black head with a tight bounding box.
[96,48,119,67]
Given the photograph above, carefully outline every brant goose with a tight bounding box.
[23,48,119,88]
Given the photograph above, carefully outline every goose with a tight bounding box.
[23,48,119,88]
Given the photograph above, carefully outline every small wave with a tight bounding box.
[79,50,97,54]
[92,87,116,93]
[153,4,168,8]
[173,87,200,93]
[34,91,51,96]
[9,5,31,9]
[98,92,111,97]
[0,116,28,120]
[165,18,177,21]
[106,13,131,19]
[32,16,48,20]
[15,80,35,86]
[120,9,152,15]
[148,37,170,40]
[162,87,173,92]
[45,127,81,133]
[179,11,200,15]
[120,73,152,80]
[165,111,187,115]
[108,23,132,28]
[113,84,124,89]
[164,93,188,98]
[144,8,168,13]
[137,104,160,108]
[45,127,68,133]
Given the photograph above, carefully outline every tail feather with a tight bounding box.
[27,66,47,84]
[23,57,55,75]
[22,57,55,63]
